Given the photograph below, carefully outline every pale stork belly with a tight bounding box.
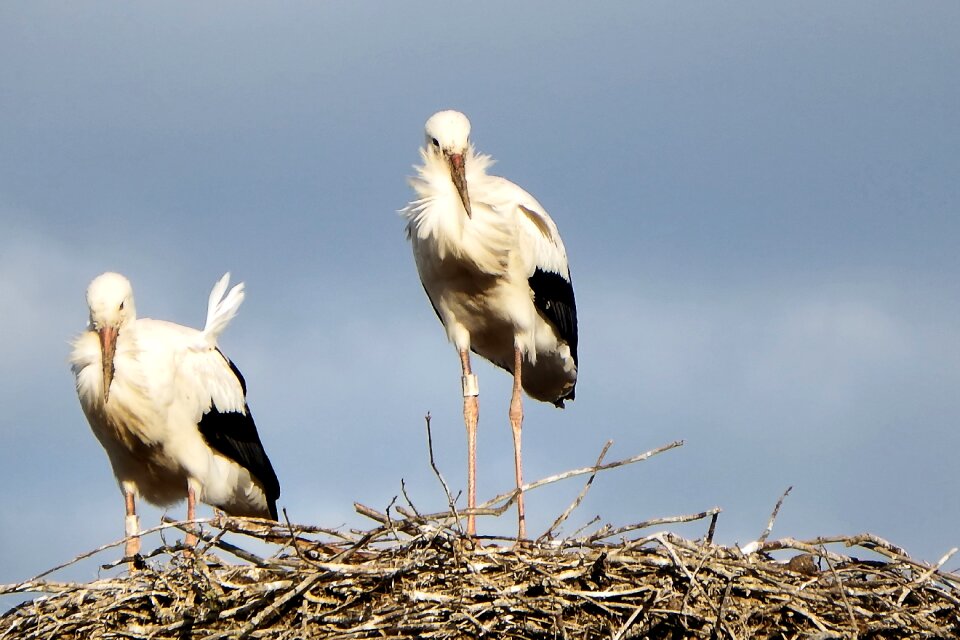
[87,400,273,515]
[87,408,192,507]
[421,256,576,404]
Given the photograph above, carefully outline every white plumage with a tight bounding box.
[71,272,280,557]
[401,110,579,538]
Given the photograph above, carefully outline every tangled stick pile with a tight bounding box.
[3,442,959,638]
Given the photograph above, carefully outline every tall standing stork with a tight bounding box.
[71,272,281,558]
[401,110,578,539]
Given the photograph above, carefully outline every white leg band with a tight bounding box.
[462,374,479,397]
[125,514,140,538]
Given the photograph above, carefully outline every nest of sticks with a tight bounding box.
[3,438,959,639]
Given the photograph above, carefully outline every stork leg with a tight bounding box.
[124,489,141,560]
[509,345,526,540]
[185,485,198,548]
[460,349,479,536]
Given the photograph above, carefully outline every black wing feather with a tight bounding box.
[421,283,444,325]
[529,267,579,366]
[197,352,281,520]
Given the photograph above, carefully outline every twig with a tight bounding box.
[400,479,423,521]
[424,412,463,535]
[383,494,401,541]
[585,508,722,544]
[363,441,685,535]
[820,544,858,637]
[9,517,212,586]
[709,575,736,640]
[282,508,312,566]
[706,510,720,545]
[756,537,852,565]
[479,440,684,511]
[655,533,699,588]
[568,515,602,541]
[163,516,269,566]
[757,485,792,546]
[354,502,389,524]
[215,516,357,542]
[756,533,960,587]
[538,440,613,542]
[235,573,323,640]
[897,546,959,606]
[612,590,655,640]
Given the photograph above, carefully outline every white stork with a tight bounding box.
[401,110,578,539]
[70,272,280,558]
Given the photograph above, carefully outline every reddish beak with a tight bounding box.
[98,326,118,403]
[447,152,472,218]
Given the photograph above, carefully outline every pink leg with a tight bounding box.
[185,486,198,547]
[124,489,141,560]
[460,349,479,536]
[509,346,526,540]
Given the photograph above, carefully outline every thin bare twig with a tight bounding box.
[163,516,268,566]
[11,517,212,586]
[236,573,324,639]
[612,590,656,640]
[584,508,722,544]
[706,509,720,545]
[424,412,462,535]
[897,546,959,606]
[538,439,613,542]
[757,485,792,546]
[709,575,736,640]
[400,479,423,521]
[820,544,858,637]
[478,440,684,512]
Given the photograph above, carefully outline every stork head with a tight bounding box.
[85,272,136,403]
[424,110,473,218]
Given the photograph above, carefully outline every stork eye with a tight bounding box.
[431,137,440,147]
[119,301,125,311]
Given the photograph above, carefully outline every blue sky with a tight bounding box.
[2,2,959,595]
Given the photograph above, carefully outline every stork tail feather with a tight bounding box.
[202,273,245,345]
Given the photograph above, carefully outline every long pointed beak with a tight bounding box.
[447,152,472,218]
[98,326,118,403]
